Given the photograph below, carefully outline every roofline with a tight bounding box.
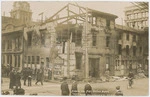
[115,24,144,33]
[88,8,118,19]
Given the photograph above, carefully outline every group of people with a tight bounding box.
[8,67,45,90]
[9,68,21,89]
[61,71,135,96]
[22,67,44,86]
[61,77,124,96]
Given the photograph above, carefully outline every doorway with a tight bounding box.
[89,58,100,78]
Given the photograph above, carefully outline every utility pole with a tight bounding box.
[85,7,89,79]
[67,5,70,78]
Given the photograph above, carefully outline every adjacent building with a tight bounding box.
[2,1,35,70]
[124,3,148,30]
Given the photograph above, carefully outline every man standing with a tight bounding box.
[35,69,43,85]
[9,69,16,89]
[22,68,28,86]
[71,80,78,96]
[128,71,134,88]
[48,69,52,80]
[61,77,70,96]
[84,80,93,96]
[28,68,32,86]
[15,71,21,89]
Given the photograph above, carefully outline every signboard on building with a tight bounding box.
[54,56,64,65]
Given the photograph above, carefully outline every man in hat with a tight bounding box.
[128,71,134,88]
[71,80,78,96]
[84,80,93,96]
[61,77,70,96]
[115,86,123,96]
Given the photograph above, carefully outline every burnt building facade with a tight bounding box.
[1,2,148,79]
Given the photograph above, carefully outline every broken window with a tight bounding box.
[92,17,97,25]
[75,30,82,46]
[92,32,97,46]
[2,40,5,50]
[126,33,129,41]
[75,52,82,69]
[118,44,122,55]
[140,46,142,54]
[118,33,122,40]
[7,55,12,65]
[133,35,136,42]
[27,32,32,46]
[28,56,30,64]
[133,46,136,56]
[15,37,19,49]
[32,56,35,64]
[115,60,120,70]
[126,45,129,55]
[106,57,110,70]
[36,56,40,64]
[7,40,12,50]
[106,36,110,47]
[2,55,5,65]
[62,41,65,54]
[46,57,50,67]
[15,55,17,67]
[106,19,110,27]
[18,55,20,67]
[24,56,27,63]
[40,31,46,46]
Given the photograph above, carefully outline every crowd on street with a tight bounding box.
[1,64,147,96]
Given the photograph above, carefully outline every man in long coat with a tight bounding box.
[71,80,78,96]
[35,69,43,85]
[84,80,93,96]
[9,69,16,89]
[61,77,70,96]
[15,71,21,89]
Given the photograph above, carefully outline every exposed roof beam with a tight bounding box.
[48,4,68,21]
[67,9,85,20]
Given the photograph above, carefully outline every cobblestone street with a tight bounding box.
[1,77,149,96]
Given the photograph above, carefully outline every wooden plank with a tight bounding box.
[67,9,85,20]
[48,13,86,23]
[48,5,68,20]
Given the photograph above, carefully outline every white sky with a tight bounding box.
[1,1,133,25]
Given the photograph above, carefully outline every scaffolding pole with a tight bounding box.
[85,7,89,79]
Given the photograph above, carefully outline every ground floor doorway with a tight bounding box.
[89,58,100,78]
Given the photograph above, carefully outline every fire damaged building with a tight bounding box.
[43,3,118,79]
[115,24,147,76]
[1,2,148,79]
[22,3,119,79]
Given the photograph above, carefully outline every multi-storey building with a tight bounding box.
[124,4,148,30]
[124,3,149,76]
[2,2,148,79]
[2,1,34,71]
[115,24,144,76]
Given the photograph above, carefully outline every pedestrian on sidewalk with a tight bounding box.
[35,69,43,85]
[9,69,16,89]
[115,86,123,96]
[71,80,78,96]
[61,77,70,96]
[15,71,21,89]
[28,75,32,86]
[84,80,93,96]
[28,68,32,86]
[22,68,28,86]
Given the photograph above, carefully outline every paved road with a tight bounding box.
[1,77,149,96]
